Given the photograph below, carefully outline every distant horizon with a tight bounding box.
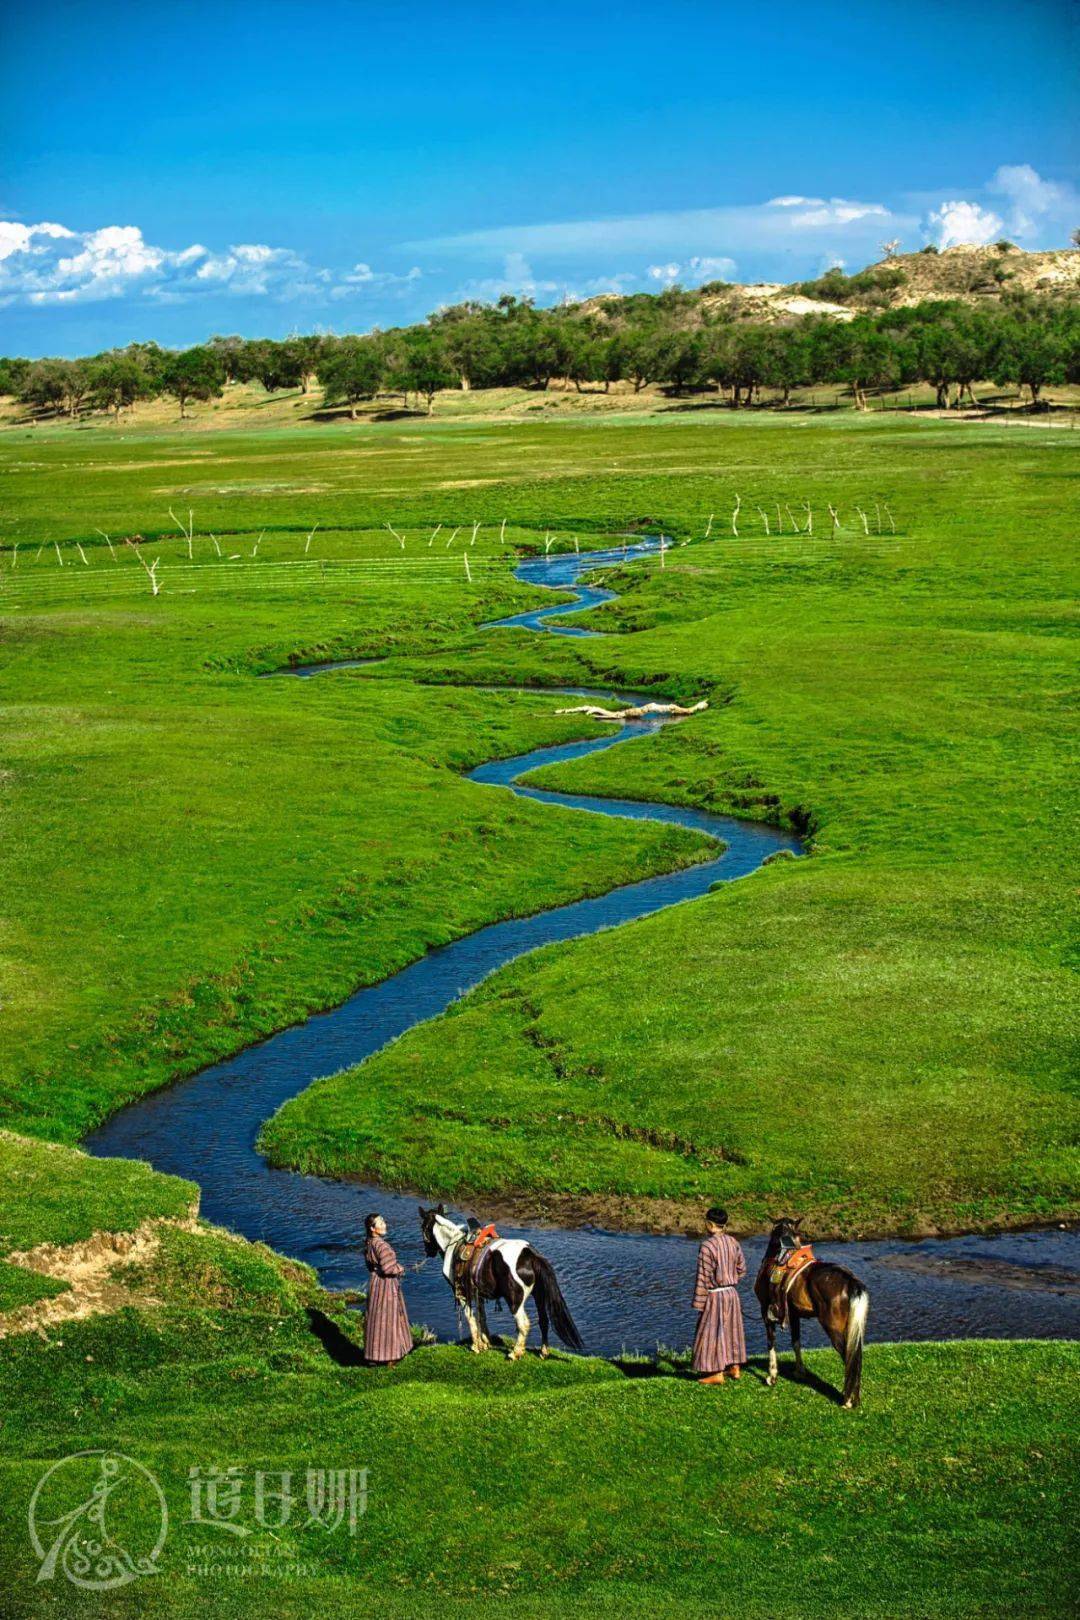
[1,0,1076,357]
[4,238,1078,365]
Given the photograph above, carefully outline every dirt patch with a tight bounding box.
[0,1215,198,1338]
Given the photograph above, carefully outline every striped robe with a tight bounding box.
[363,1235,413,1364]
[691,1231,747,1374]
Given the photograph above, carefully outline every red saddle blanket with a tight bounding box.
[766,1245,816,1325]
[452,1225,499,1300]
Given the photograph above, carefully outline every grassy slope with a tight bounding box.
[261,416,1079,1235]
[1,1281,1075,1620]
[0,1133,195,1254]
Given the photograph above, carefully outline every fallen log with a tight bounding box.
[556,699,708,721]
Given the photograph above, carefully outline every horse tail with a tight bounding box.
[842,1283,869,1407]
[530,1253,584,1351]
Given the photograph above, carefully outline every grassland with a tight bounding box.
[2,406,1076,1229]
[246,415,1076,1237]
[1,400,1076,1616]
[1,1275,1075,1619]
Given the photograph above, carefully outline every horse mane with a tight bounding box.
[434,1212,466,1247]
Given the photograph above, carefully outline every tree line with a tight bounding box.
[1,285,1076,421]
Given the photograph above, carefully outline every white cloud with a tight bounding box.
[647,255,736,285]
[410,195,914,268]
[0,219,422,308]
[456,251,562,302]
[788,200,888,228]
[329,261,423,299]
[688,255,736,280]
[926,199,1004,249]
[988,164,1077,239]
[0,220,75,263]
[769,194,887,228]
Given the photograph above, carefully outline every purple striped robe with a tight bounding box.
[691,1231,747,1374]
[363,1236,413,1364]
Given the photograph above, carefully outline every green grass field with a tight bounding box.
[1,403,1076,1615]
[2,1258,1076,1620]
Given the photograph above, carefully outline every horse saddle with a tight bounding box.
[766,1245,816,1325]
[452,1223,499,1302]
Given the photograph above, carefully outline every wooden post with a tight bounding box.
[463,551,472,583]
[95,528,116,559]
[76,542,89,565]
[704,513,714,539]
[756,507,770,535]
[54,543,64,566]
[445,527,460,548]
[428,524,442,547]
[305,524,319,554]
[731,494,741,537]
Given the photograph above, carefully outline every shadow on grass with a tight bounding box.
[305,1305,366,1366]
[611,1353,844,1404]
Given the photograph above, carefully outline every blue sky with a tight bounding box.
[1,0,1076,355]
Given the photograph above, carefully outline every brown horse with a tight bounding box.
[755,1218,870,1408]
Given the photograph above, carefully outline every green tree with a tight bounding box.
[0,357,30,397]
[159,348,226,418]
[400,332,455,413]
[990,315,1063,407]
[20,359,92,419]
[90,354,154,420]
[317,337,384,418]
[283,334,325,395]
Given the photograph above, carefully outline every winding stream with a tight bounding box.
[87,541,1078,1354]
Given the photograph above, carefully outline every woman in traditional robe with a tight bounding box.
[691,1205,747,1385]
[363,1213,413,1366]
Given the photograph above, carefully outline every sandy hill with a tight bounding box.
[586,244,1080,325]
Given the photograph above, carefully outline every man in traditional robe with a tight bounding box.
[691,1205,747,1385]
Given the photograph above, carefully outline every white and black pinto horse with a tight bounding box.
[418,1205,583,1360]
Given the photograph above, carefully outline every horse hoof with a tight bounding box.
[539,1347,550,1360]
[766,1375,777,1388]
